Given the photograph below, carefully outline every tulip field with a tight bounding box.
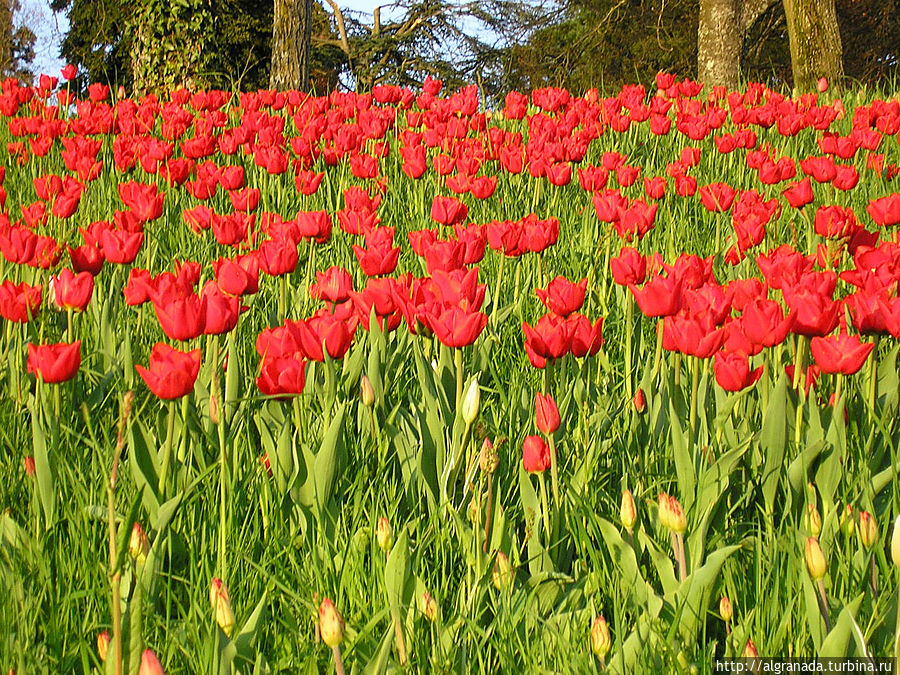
[3,70,900,673]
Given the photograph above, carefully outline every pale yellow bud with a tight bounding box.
[129,523,149,566]
[97,631,110,662]
[492,551,513,590]
[667,496,686,534]
[891,516,900,568]
[859,511,878,550]
[620,489,636,531]
[421,592,438,622]
[209,578,235,636]
[804,503,822,537]
[461,377,480,425]
[318,598,345,647]
[375,517,393,554]
[742,639,759,658]
[479,438,499,474]
[590,615,611,659]
[719,596,732,622]
[805,537,827,580]
[360,375,375,408]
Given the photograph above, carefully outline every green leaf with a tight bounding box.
[314,403,346,515]
[667,398,695,512]
[674,544,740,644]
[234,590,268,658]
[596,518,663,617]
[760,373,789,515]
[819,593,864,657]
[29,399,55,529]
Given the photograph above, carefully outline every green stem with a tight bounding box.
[689,356,700,434]
[624,293,633,401]
[538,472,551,550]
[867,336,879,412]
[491,254,506,324]
[455,347,464,413]
[157,400,177,497]
[547,433,561,536]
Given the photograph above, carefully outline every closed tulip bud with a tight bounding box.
[318,598,345,647]
[209,577,235,636]
[658,492,672,530]
[360,375,375,408]
[804,503,822,537]
[129,522,149,566]
[668,496,686,534]
[492,551,513,590]
[742,639,759,658]
[375,517,393,553]
[96,631,109,662]
[139,649,165,675]
[841,504,855,538]
[208,392,220,425]
[480,438,499,474]
[859,511,877,549]
[461,377,480,425]
[590,615,611,659]
[805,537,827,580]
[421,591,438,621]
[891,516,900,568]
[24,456,35,477]
[719,596,732,622]
[535,392,560,435]
[633,388,646,413]
[620,489,637,531]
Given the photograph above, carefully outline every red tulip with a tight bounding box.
[610,247,646,286]
[135,343,201,400]
[535,393,560,434]
[699,182,736,212]
[27,341,81,383]
[0,281,42,322]
[425,305,488,348]
[522,435,551,473]
[256,354,307,396]
[200,282,241,335]
[258,238,299,276]
[739,298,794,348]
[310,266,353,304]
[867,194,900,227]
[810,333,875,375]
[783,177,814,209]
[713,350,763,392]
[52,268,94,311]
[153,294,205,341]
[535,276,587,317]
[629,274,682,317]
[430,196,468,227]
[118,181,164,222]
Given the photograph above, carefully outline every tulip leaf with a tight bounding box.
[275,412,294,497]
[877,343,899,413]
[596,518,662,616]
[801,572,826,652]
[314,403,346,515]
[28,399,55,529]
[639,530,679,599]
[667,398,695,512]
[674,544,740,644]
[385,529,413,608]
[234,590,268,659]
[113,490,143,575]
[760,373,789,515]
[819,593,864,657]
[127,417,161,518]
[224,331,240,425]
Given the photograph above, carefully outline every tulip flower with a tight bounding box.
[809,333,874,375]
[51,268,93,311]
[535,392,560,434]
[209,578,235,636]
[522,435,551,473]
[535,276,587,317]
[256,354,307,396]
[0,281,42,322]
[590,616,611,660]
[714,350,763,392]
[319,598,345,647]
[139,649,165,675]
[136,343,201,400]
[27,341,81,383]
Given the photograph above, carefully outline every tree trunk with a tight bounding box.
[782,0,843,92]
[697,0,743,90]
[270,0,312,90]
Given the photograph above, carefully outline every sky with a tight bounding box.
[18,0,415,80]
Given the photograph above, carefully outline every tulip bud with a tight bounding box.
[208,392,220,425]
[805,537,827,580]
[129,522,149,566]
[535,392,560,435]
[421,591,438,622]
[840,504,855,538]
[667,495,686,534]
[209,578,235,636]
[620,489,637,531]
[719,596,732,622]
[817,77,828,93]
[24,456,35,477]
[319,598,345,647]
[461,377,480,425]
[96,631,109,662]
[375,517,393,553]
[891,516,900,568]
[479,438,499,474]
[632,388,646,413]
[804,503,822,537]
[590,615,611,659]
[658,492,672,530]
[742,639,759,658]
[138,649,165,675]
[859,511,877,550]
[492,551,513,590]
[360,375,375,408]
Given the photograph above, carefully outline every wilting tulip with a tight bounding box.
[421,592,438,621]
[135,343,201,400]
[27,341,81,383]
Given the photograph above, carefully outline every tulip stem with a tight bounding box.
[547,433,561,539]
[482,473,494,553]
[624,293,633,402]
[455,348,463,413]
[689,357,700,435]
[793,337,807,447]
[331,645,346,675]
[816,578,831,633]
[867,336,879,412]
[157,400,177,497]
[491,254,506,324]
[537,472,551,550]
